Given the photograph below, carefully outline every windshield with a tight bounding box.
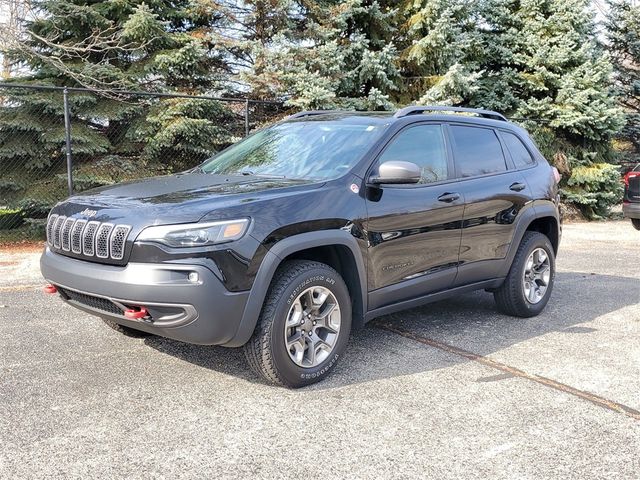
[200,118,388,180]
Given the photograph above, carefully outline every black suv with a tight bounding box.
[41,106,561,387]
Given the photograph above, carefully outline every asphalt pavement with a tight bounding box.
[1,220,639,479]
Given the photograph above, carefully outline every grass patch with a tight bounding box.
[0,208,24,230]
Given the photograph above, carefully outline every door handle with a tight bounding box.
[509,182,526,192]
[437,192,460,203]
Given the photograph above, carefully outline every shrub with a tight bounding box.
[24,218,47,239]
[16,198,52,219]
[563,163,623,219]
[0,208,24,230]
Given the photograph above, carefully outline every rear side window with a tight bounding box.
[378,124,449,184]
[502,131,535,168]
[450,126,506,178]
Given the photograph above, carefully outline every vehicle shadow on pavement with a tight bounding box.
[144,271,640,389]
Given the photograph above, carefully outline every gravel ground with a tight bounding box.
[0,220,639,479]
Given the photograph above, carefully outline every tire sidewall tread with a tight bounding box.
[494,231,556,318]
[244,260,351,388]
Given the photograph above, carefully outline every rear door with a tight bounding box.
[365,123,465,310]
[448,124,530,285]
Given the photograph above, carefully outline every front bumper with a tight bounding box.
[623,202,640,219]
[40,248,250,345]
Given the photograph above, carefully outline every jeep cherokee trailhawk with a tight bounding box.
[41,106,562,387]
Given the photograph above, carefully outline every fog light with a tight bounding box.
[188,272,199,283]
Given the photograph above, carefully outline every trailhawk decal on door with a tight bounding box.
[382,261,414,272]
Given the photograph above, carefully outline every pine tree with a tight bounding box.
[245,0,401,110]
[0,0,629,223]
[0,0,234,208]
[398,0,483,105]
[425,0,624,218]
[606,0,640,166]
[212,0,304,100]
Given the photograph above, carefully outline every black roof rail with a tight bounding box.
[394,105,507,122]
[287,110,348,119]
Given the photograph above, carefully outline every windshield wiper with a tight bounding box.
[237,170,287,179]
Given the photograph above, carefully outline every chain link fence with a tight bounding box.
[0,84,285,244]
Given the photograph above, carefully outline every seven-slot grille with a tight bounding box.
[46,214,131,261]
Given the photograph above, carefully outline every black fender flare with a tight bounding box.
[223,230,367,347]
[498,201,560,278]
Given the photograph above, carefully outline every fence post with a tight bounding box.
[63,87,73,196]
[245,98,250,136]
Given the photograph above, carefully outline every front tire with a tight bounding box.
[632,218,640,231]
[244,260,352,388]
[494,231,555,317]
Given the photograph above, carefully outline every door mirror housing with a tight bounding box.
[370,161,421,185]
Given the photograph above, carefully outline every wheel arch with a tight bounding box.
[223,230,367,347]
[525,215,559,254]
[499,203,560,278]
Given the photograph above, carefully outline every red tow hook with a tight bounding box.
[124,307,148,320]
[43,284,57,294]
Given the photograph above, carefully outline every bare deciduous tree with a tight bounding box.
[0,0,162,93]
[0,0,34,79]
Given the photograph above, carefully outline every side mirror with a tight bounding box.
[370,161,421,185]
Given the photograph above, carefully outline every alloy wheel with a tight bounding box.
[284,286,341,368]
[522,247,551,304]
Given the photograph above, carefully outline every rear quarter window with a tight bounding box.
[450,125,507,178]
[502,131,535,168]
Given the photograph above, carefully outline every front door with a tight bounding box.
[365,123,465,310]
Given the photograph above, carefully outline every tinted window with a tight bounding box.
[450,126,506,178]
[502,132,534,168]
[378,124,448,184]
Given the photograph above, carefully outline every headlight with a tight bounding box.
[136,219,250,247]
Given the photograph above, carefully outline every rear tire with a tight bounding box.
[494,231,555,317]
[102,318,152,338]
[244,260,351,388]
[632,218,640,231]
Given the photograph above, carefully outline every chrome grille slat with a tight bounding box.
[46,214,59,246]
[82,221,100,256]
[61,217,75,251]
[53,216,66,249]
[71,219,87,254]
[110,225,131,260]
[95,223,114,258]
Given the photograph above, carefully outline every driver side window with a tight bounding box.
[378,124,449,184]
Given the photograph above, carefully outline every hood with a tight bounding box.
[52,173,321,225]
